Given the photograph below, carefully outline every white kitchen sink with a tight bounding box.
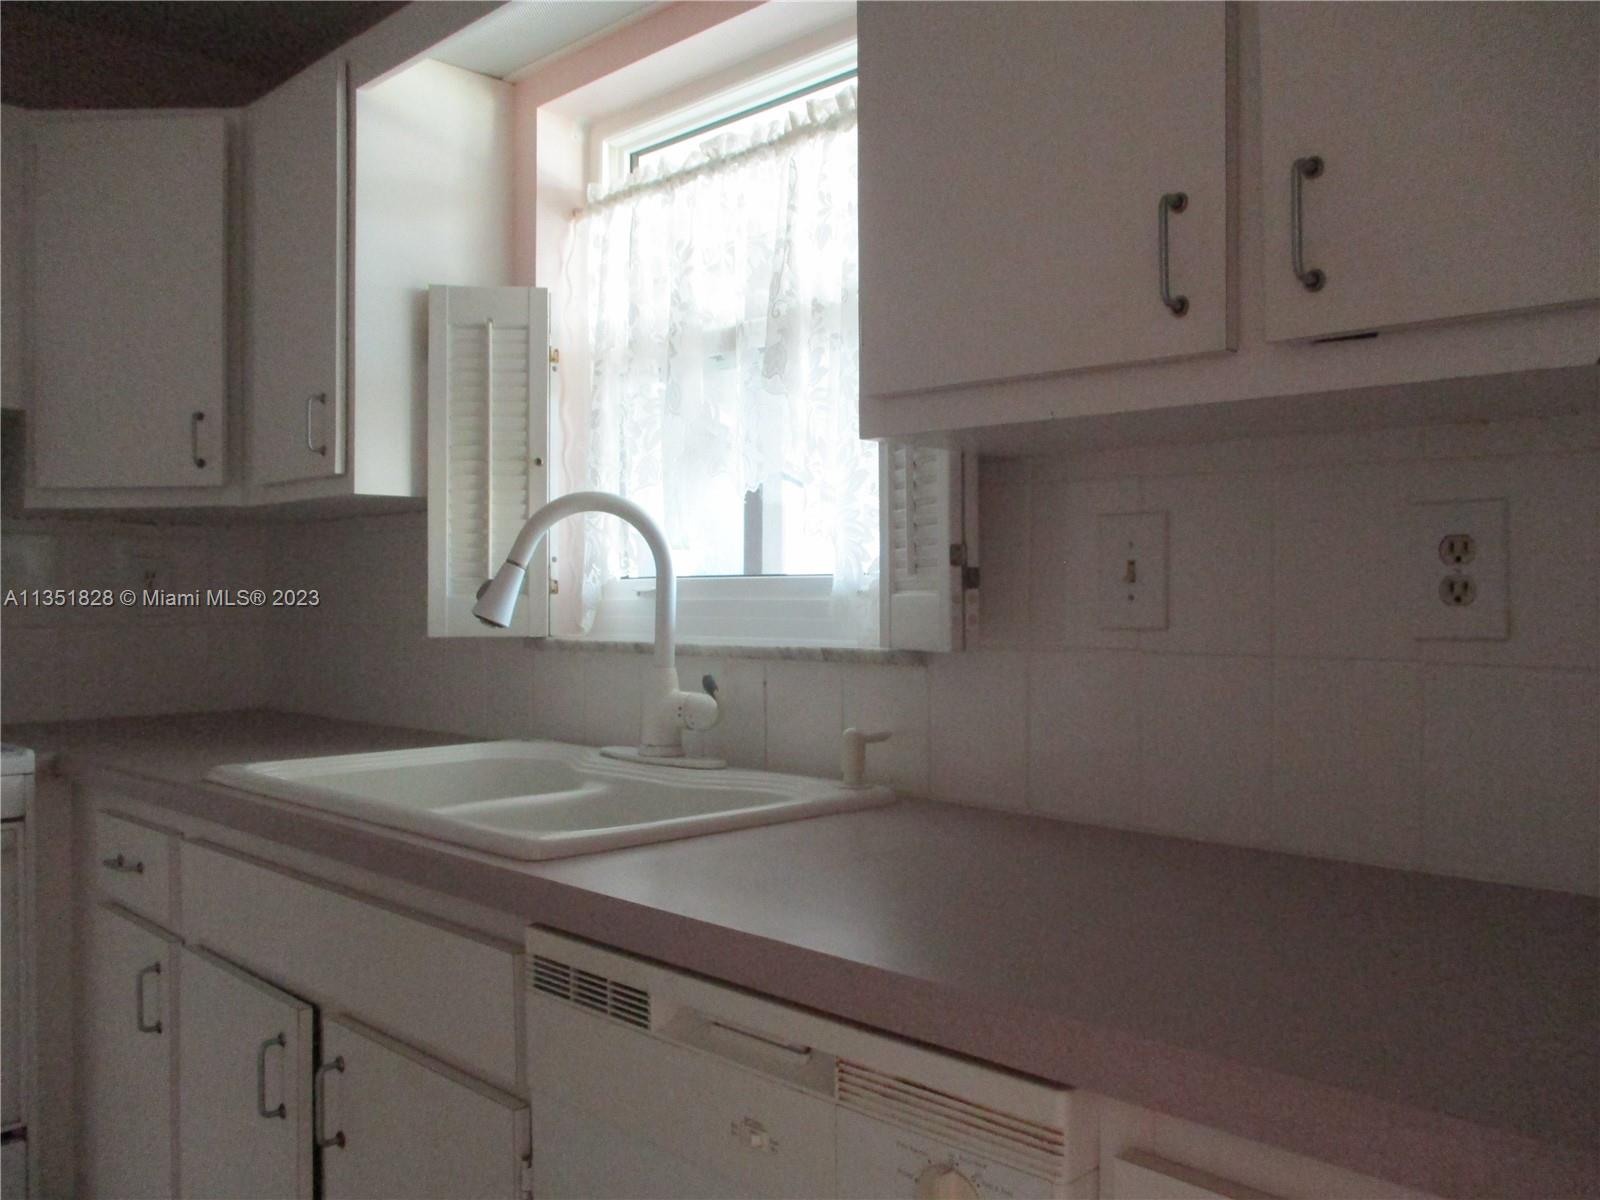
[207,742,894,861]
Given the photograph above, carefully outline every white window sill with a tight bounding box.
[529,636,926,667]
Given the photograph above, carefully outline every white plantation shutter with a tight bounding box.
[880,443,971,651]
[428,286,551,637]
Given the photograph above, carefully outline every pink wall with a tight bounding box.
[510,2,759,285]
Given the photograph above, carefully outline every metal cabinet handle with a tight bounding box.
[305,393,328,456]
[1290,155,1326,291]
[256,1033,287,1119]
[314,1056,346,1149]
[1158,191,1189,316]
[190,411,207,469]
[101,852,144,874]
[135,962,162,1034]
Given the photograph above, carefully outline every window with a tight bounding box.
[553,40,879,646]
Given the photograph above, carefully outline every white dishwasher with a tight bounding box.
[525,928,1098,1199]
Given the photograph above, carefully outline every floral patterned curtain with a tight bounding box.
[556,86,877,642]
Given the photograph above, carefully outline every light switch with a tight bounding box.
[1097,511,1167,630]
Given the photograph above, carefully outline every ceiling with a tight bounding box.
[2,1,406,109]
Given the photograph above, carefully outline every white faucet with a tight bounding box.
[473,491,722,765]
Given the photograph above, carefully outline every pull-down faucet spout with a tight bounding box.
[474,491,721,764]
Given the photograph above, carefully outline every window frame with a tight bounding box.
[566,32,875,648]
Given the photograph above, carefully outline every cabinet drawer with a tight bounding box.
[94,811,178,927]
[181,841,521,1091]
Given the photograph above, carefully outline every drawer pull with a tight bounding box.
[306,393,329,456]
[1157,191,1189,316]
[190,410,208,469]
[135,962,163,1034]
[101,853,145,874]
[257,1033,287,1119]
[1290,155,1326,291]
[315,1056,346,1149]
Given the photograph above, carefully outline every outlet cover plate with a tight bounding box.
[1097,511,1168,630]
[1412,497,1508,640]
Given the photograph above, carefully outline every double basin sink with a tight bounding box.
[208,741,894,861]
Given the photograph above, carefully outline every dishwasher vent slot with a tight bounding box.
[836,1060,1066,1178]
[529,954,651,1030]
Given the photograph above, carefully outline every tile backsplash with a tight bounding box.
[2,409,1595,895]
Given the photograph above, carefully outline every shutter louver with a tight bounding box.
[428,287,551,637]
[881,442,965,651]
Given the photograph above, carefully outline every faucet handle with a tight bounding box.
[842,728,891,788]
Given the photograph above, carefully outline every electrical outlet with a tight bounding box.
[1097,511,1167,630]
[1413,498,1508,640]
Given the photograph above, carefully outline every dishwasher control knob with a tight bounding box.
[914,1165,979,1200]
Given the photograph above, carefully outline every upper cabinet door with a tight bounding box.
[1259,2,1600,342]
[32,115,228,489]
[248,56,348,486]
[177,947,315,1200]
[859,2,1234,399]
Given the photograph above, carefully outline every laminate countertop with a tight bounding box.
[6,710,1595,1198]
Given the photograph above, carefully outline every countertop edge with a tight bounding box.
[50,746,1600,1200]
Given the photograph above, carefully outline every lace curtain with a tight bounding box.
[554,85,877,642]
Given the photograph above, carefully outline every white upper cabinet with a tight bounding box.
[1259,2,1600,341]
[859,1,1234,398]
[241,55,515,506]
[247,57,348,489]
[31,114,229,491]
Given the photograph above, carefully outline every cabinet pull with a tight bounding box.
[1158,191,1189,316]
[190,411,207,469]
[135,962,162,1034]
[305,393,328,456]
[1290,156,1326,291]
[101,852,144,874]
[314,1056,346,1149]
[256,1033,287,1119]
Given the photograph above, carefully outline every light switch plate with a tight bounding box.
[1412,497,1508,640]
[1097,511,1167,630]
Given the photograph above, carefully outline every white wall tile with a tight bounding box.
[1422,410,1600,459]
[765,661,842,776]
[1270,658,1423,869]
[578,652,642,747]
[927,650,1029,809]
[679,656,766,769]
[1421,665,1599,895]
[480,640,536,739]
[4,414,1595,899]
[406,638,489,737]
[1029,477,1141,650]
[1272,462,1414,660]
[1027,649,1141,827]
[840,663,929,795]
[1140,472,1273,656]
[0,626,62,723]
[975,463,1031,648]
[1139,654,1273,846]
[529,650,590,743]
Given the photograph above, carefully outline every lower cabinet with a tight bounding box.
[78,814,529,1200]
[83,904,179,1200]
[320,1015,529,1200]
[177,947,315,1200]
